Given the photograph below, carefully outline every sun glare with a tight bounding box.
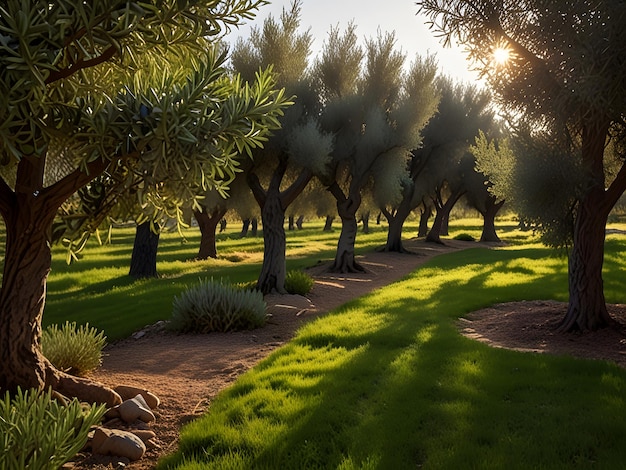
[492,46,511,65]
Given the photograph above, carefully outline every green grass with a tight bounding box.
[42,220,394,340]
[159,229,626,469]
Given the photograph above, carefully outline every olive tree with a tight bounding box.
[316,28,439,271]
[417,0,626,331]
[0,0,289,403]
[231,1,333,294]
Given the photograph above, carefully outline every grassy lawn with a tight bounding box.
[155,228,626,469]
[43,220,394,340]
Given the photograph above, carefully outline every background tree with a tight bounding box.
[417,0,626,330]
[0,0,289,403]
[231,1,333,294]
[316,28,439,271]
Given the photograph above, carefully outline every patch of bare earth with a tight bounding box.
[69,239,626,469]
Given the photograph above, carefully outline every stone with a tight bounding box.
[92,428,146,462]
[114,385,161,409]
[129,430,156,443]
[264,294,314,316]
[117,395,155,423]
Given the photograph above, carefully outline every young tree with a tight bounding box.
[316,29,439,271]
[0,0,289,403]
[231,1,333,293]
[417,0,626,330]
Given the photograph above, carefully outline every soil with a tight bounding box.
[71,238,626,469]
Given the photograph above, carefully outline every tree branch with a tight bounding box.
[45,46,118,84]
[280,168,312,208]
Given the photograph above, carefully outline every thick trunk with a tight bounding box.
[559,191,612,332]
[479,198,504,243]
[240,218,251,237]
[383,200,412,253]
[257,193,288,294]
[0,193,120,406]
[288,215,295,231]
[418,205,432,238]
[194,206,227,260]
[427,191,464,244]
[329,186,364,273]
[296,215,304,230]
[129,222,160,278]
[323,215,334,231]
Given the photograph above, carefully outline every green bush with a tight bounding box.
[285,269,315,295]
[169,278,267,333]
[42,321,107,376]
[0,388,106,470]
[453,233,476,241]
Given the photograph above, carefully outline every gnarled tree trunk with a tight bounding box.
[381,198,412,253]
[129,222,159,278]
[328,183,364,273]
[257,191,288,294]
[194,206,227,260]
[0,158,120,405]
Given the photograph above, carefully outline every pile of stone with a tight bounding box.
[87,385,161,463]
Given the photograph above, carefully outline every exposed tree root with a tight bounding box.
[45,361,122,407]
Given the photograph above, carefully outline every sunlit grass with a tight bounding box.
[161,229,626,470]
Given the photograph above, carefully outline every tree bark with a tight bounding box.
[288,215,295,230]
[328,183,365,273]
[360,211,370,234]
[240,218,251,237]
[426,190,465,244]
[257,192,288,294]
[558,119,626,332]
[194,206,227,260]
[129,222,160,278]
[382,198,413,253]
[418,204,432,237]
[296,215,304,230]
[323,215,334,231]
[0,179,120,406]
[479,198,505,242]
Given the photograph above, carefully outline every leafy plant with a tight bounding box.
[285,269,315,295]
[169,278,267,333]
[41,321,107,376]
[0,388,106,470]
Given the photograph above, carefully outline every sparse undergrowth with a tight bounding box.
[285,269,314,295]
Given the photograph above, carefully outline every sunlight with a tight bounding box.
[492,46,511,65]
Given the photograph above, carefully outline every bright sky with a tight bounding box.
[226,0,482,84]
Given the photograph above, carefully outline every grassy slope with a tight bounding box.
[159,229,626,469]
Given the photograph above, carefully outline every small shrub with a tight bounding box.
[169,278,267,333]
[42,322,107,376]
[285,270,314,295]
[453,233,475,242]
[0,387,106,470]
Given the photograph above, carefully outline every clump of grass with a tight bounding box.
[0,387,106,470]
[285,269,315,295]
[169,278,267,333]
[453,233,475,241]
[42,321,106,376]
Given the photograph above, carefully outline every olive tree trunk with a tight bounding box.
[426,190,465,244]
[194,206,227,259]
[381,198,413,253]
[479,198,505,242]
[129,222,160,278]
[328,182,365,273]
[0,157,120,405]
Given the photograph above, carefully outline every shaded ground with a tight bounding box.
[71,239,626,469]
